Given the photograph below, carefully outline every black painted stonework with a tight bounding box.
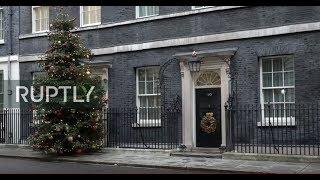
[1,6,320,149]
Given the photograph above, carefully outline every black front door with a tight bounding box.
[196,88,221,147]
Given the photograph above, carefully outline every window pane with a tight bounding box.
[139,102,147,120]
[274,103,285,118]
[155,96,160,107]
[148,107,156,119]
[138,6,157,17]
[83,6,90,12]
[262,59,272,72]
[139,82,145,94]
[154,69,159,79]
[147,96,160,120]
[284,72,294,86]
[146,82,153,94]
[96,8,101,23]
[148,96,155,107]
[273,57,283,72]
[284,56,294,71]
[34,7,48,31]
[274,89,284,102]
[147,6,152,16]
[138,69,145,81]
[154,79,159,94]
[273,72,283,87]
[285,88,295,102]
[40,19,44,31]
[139,6,145,17]
[146,68,154,81]
[263,89,273,103]
[41,7,48,31]
[35,19,40,32]
[34,8,40,20]
[88,10,93,24]
[43,18,49,31]
[83,11,89,25]
[139,96,147,107]
[40,7,47,19]
[263,73,272,87]
[154,6,159,15]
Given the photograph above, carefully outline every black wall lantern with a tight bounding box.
[188,51,203,73]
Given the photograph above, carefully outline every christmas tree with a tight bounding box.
[29,10,106,155]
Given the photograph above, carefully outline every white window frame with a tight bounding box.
[191,6,214,10]
[80,6,101,27]
[32,6,49,33]
[0,70,3,109]
[135,6,159,19]
[135,66,161,127]
[258,55,295,126]
[0,8,4,44]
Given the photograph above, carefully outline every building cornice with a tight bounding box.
[19,21,320,62]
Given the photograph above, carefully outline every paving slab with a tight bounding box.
[299,163,320,174]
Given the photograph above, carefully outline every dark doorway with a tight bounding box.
[196,88,221,147]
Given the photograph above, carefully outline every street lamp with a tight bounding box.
[188,51,203,73]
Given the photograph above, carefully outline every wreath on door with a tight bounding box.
[200,112,217,134]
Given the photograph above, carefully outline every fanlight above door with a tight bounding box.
[196,71,221,87]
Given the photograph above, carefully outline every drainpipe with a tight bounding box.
[7,7,13,109]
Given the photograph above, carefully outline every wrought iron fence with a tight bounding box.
[104,107,182,149]
[0,107,182,150]
[227,103,320,156]
[0,109,35,145]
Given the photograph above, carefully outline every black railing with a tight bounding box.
[104,107,181,149]
[0,109,35,145]
[0,107,182,149]
[227,103,320,156]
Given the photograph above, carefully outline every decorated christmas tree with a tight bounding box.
[29,10,106,155]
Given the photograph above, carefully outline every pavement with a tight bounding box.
[0,157,234,174]
[0,145,319,174]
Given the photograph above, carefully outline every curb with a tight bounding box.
[223,152,320,163]
[0,153,258,174]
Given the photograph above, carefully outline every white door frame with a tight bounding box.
[180,56,231,149]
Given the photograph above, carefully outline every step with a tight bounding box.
[189,147,222,153]
[170,151,222,158]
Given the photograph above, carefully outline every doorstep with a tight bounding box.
[170,147,222,158]
[222,152,320,163]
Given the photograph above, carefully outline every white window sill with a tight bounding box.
[0,39,4,44]
[257,117,296,127]
[132,120,161,127]
[32,30,49,34]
